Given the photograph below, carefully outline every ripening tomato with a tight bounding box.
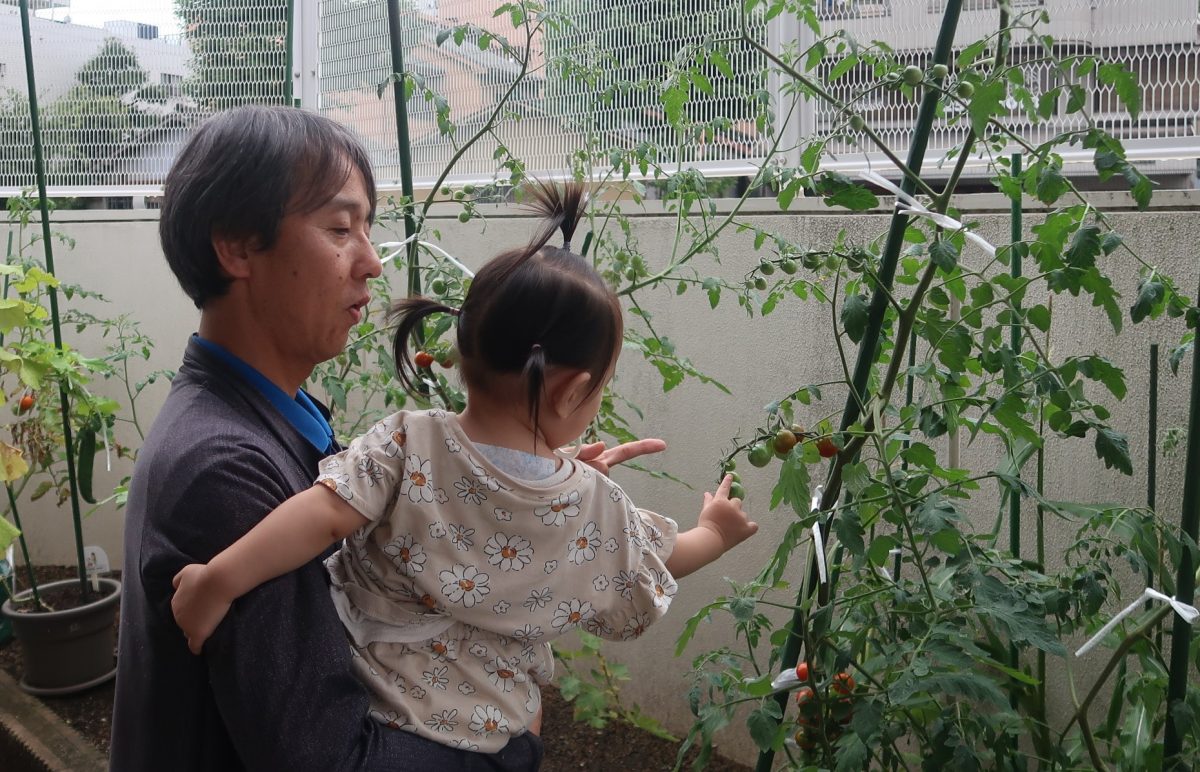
[817,436,838,458]
[17,393,34,414]
[414,351,435,369]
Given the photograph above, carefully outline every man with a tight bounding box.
[109,105,660,771]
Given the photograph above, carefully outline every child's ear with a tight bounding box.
[548,370,592,419]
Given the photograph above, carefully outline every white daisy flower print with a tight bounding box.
[370,709,414,731]
[493,507,512,522]
[468,642,489,658]
[449,524,475,552]
[512,624,543,645]
[425,708,459,733]
[422,665,450,690]
[409,685,427,699]
[458,681,477,696]
[428,638,457,662]
[583,616,613,638]
[383,535,426,577]
[621,613,651,641]
[568,522,602,565]
[354,456,385,487]
[604,537,620,554]
[434,488,449,504]
[382,427,407,457]
[451,738,480,751]
[485,657,522,693]
[609,486,624,502]
[469,705,510,737]
[524,587,552,611]
[493,600,511,614]
[552,598,594,632]
[445,437,462,453]
[454,476,488,506]
[613,570,638,600]
[534,490,581,527]
[651,568,677,608]
[470,461,504,492]
[485,533,533,572]
[428,522,447,539]
[317,473,352,501]
[645,523,665,553]
[400,455,435,503]
[440,564,491,607]
[592,575,609,592]
[623,518,646,550]
[543,560,558,575]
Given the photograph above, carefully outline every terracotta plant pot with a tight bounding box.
[1,577,120,695]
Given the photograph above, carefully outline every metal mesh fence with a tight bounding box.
[804,0,1200,177]
[1,0,1198,196]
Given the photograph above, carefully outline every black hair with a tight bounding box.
[159,105,376,308]
[392,180,621,446]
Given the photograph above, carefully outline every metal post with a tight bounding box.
[18,0,89,598]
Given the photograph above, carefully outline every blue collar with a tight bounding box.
[192,335,335,454]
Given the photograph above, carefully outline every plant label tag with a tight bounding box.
[84,545,110,576]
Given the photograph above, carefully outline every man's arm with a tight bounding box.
[143,445,481,771]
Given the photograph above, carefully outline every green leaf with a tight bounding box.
[868,534,898,566]
[815,172,879,211]
[661,81,688,127]
[747,703,783,752]
[1027,304,1051,332]
[1035,162,1068,205]
[929,239,959,272]
[0,300,28,333]
[829,54,859,82]
[1095,426,1133,475]
[1098,62,1141,121]
[841,294,869,343]
[710,50,734,80]
[1065,224,1103,269]
[1130,276,1165,323]
[967,79,1007,137]
[770,449,811,517]
[0,513,19,553]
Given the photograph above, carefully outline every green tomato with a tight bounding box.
[848,114,866,132]
[759,260,776,276]
[457,211,471,223]
[747,443,772,467]
[430,279,447,294]
[723,458,736,472]
[462,184,476,194]
[729,481,746,500]
[956,81,975,99]
[901,65,924,87]
[440,185,451,196]
[754,276,768,291]
[780,258,798,275]
[931,63,949,80]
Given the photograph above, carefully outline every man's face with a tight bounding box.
[245,167,380,376]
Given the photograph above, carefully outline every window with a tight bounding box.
[160,72,182,97]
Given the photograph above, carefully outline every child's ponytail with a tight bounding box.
[390,297,459,393]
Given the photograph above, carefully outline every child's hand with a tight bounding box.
[171,564,233,655]
[699,474,758,552]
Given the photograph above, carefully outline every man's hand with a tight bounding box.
[576,438,667,476]
[171,564,234,655]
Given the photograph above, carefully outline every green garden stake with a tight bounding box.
[19,0,90,599]
[1163,278,1200,768]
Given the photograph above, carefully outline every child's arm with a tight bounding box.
[171,485,368,655]
[666,474,758,578]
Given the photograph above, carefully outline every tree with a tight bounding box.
[173,0,290,110]
[75,38,149,98]
[543,0,767,162]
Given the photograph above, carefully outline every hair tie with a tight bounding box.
[447,307,461,317]
[563,238,571,250]
[530,343,543,354]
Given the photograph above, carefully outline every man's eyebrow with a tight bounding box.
[321,195,368,214]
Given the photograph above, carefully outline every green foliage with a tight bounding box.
[173,0,289,109]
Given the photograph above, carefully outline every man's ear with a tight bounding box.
[548,370,592,420]
[211,232,253,280]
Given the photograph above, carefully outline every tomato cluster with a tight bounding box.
[790,663,857,752]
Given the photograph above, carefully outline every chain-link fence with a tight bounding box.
[1,0,1198,197]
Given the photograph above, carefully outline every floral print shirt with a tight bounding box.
[315,409,679,753]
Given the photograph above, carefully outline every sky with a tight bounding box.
[35,1,182,36]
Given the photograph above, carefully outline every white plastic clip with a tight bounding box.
[858,170,997,258]
[378,239,476,278]
[1075,588,1199,657]
[810,485,827,585]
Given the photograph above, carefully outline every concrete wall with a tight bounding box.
[4,190,1196,763]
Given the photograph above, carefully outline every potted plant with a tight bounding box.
[0,193,129,695]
